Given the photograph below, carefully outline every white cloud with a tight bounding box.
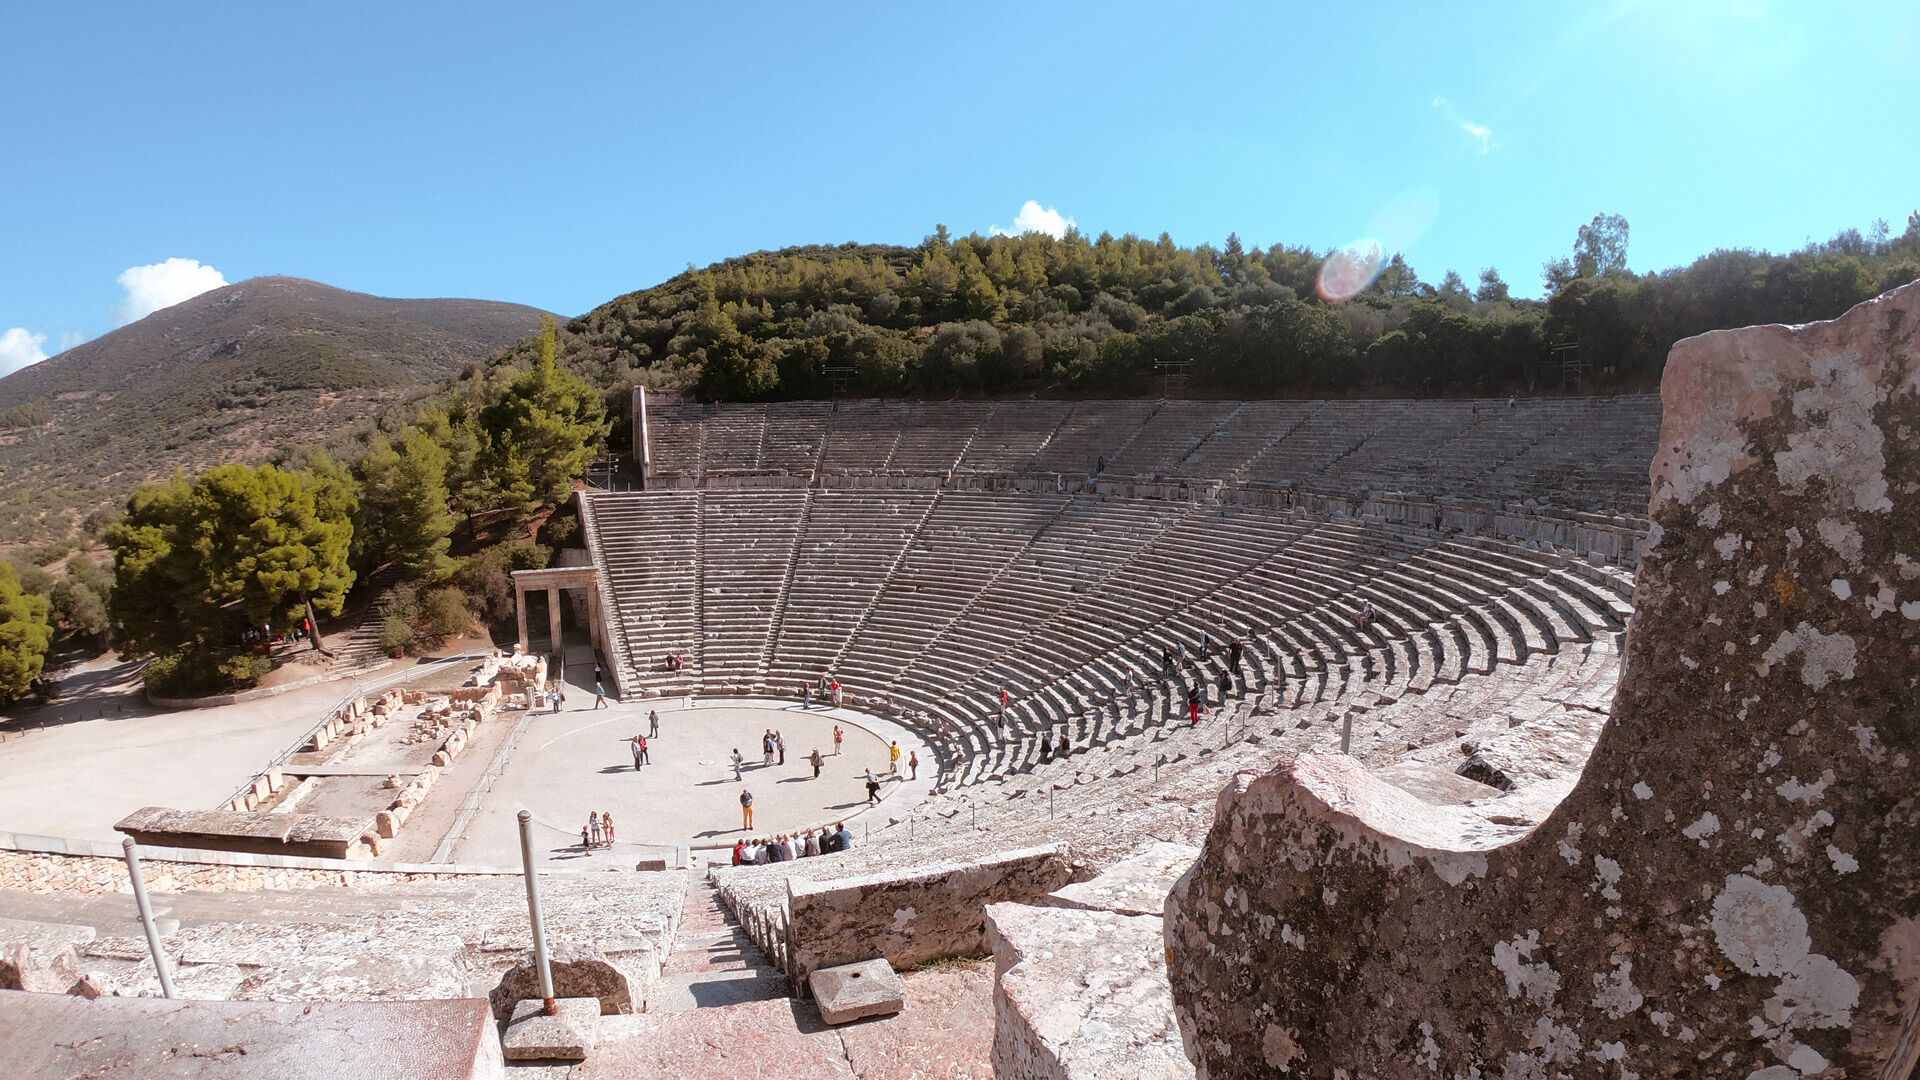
[990,200,1077,240]
[1431,96,1496,154]
[115,257,228,325]
[0,327,49,377]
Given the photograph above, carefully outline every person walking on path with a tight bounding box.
[740,789,755,831]
[809,748,823,779]
[593,682,608,710]
[550,687,563,715]
[888,740,902,777]
[907,750,919,781]
[776,731,787,766]
[731,748,744,781]
[833,725,844,755]
[588,812,603,848]
[649,709,660,738]
[602,811,615,847]
[866,773,882,806]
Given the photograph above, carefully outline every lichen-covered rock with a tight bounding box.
[487,941,650,1020]
[1164,282,1920,1077]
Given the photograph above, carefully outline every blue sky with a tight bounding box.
[3,1,1915,374]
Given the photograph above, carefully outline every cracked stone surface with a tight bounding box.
[986,900,1192,1079]
[1046,842,1199,917]
[1164,282,1920,1077]
[786,844,1074,983]
[0,989,503,1078]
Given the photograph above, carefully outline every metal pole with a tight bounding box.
[1341,712,1353,755]
[121,838,175,999]
[637,386,652,491]
[517,810,557,1013]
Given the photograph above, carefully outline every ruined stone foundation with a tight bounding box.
[1165,282,1920,1077]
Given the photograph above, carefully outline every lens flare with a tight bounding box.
[1316,239,1387,302]
[1315,189,1442,303]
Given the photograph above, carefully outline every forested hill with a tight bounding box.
[0,276,548,546]
[552,217,1920,405]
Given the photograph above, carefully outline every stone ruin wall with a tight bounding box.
[1163,283,1920,1077]
[105,651,548,862]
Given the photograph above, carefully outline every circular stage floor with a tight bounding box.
[448,698,930,866]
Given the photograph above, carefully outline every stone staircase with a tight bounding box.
[328,569,404,676]
[650,878,788,1012]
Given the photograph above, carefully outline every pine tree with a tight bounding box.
[0,561,53,704]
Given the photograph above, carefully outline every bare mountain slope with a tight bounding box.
[0,276,548,545]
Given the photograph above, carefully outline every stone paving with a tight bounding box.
[451,699,932,866]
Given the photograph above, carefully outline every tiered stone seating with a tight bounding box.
[1025,400,1156,474]
[956,402,1071,473]
[642,396,1661,514]
[588,486,1637,801]
[697,490,808,691]
[710,640,1602,971]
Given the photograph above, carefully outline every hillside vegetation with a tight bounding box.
[551,214,1920,407]
[0,277,548,547]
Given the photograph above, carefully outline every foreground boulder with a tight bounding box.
[1165,283,1920,1076]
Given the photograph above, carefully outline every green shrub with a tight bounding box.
[377,614,415,654]
[216,652,272,686]
[420,586,472,639]
[144,648,270,697]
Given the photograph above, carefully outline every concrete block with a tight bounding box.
[501,996,599,1061]
[808,958,904,1025]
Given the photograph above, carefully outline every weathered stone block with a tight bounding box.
[501,996,599,1062]
[488,942,647,1021]
[986,902,1190,1080]
[808,958,904,1024]
[1164,281,1920,1076]
[1047,842,1198,917]
[786,844,1074,985]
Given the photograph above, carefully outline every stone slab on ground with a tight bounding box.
[809,957,905,1024]
[575,962,995,1080]
[0,988,504,1079]
[501,995,600,1062]
[576,995,855,1078]
[985,902,1192,1080]
[1045,841,1198,917]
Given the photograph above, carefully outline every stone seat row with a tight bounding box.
[709,643,1602,972]
[642,396,1660,515]
[587,489,1632,795]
